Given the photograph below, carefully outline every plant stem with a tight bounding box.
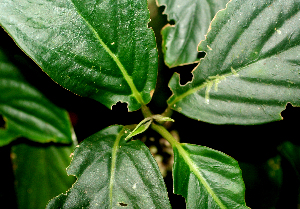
[151,123,227,209]
[141,105,153,118]
[151,123,178,147]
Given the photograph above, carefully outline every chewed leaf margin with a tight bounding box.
[167,0,300,125]
[0,0,158,112]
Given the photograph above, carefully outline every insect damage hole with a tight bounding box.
[0,115,5,129]
[119,202,128,207]
[173,63,198,85]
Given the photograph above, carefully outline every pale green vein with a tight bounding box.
[96,36,145,105]
[174,143,227,209]
[109,127,125,208]
[72,4,145,106]
[169,67,239,107]
[151,123,227,209]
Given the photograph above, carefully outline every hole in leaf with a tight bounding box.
[172,63,198,85]
[0,115,5,129]
[119,202,128,207]
[197,51,206,59]
[168,19,175,26]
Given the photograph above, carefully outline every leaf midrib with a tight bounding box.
[109,127,125,208]
[168,1,285,108]
[151,123,227,209]
[168,70,237,107]
[71,1,145,106]
[174,143,227,209]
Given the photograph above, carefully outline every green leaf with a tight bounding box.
[125,114,174,140]
[0,0,157,111]
[0,48,73,146]
[168,0,300,124]
[12,142,76,209]
[158,0,228,67]
[173,143,248,209]
[151,114,174,122]
[47,125,171,209]
[125,118,153,141]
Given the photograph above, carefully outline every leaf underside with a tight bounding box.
[47,125,171,209]
[0,48,72,146]
[173,143,248,209]
[168,0,300,124]
[0,0,158,111]
[158,0,228,67]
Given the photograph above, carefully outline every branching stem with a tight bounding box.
[150,123,178,147]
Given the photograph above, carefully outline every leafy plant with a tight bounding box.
[0,0,300,208]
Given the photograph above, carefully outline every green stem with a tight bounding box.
[151,123,227,209]
[162,107,173,118]
[141,105,153,118]
[151,123,178,147]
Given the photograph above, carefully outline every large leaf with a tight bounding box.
[0,0,157,111]
[0,48,73,146]
[168,0,300,124]
[158,0,228,67]
[12,142,76,209]
[173,143,248,208]
[47,125,171,208]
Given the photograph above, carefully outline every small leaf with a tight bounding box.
[168,0,300,124]
[158,0,228,67]
[0,0,158,111]
[173,143,248,208]
[125,118,153,140]
[47,125,171,209]
[151,114,174,122]
[0,48,73,145]
[12,142,76,209]
[125,114,174,140]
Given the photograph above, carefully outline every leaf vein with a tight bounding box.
[70,1,144,105]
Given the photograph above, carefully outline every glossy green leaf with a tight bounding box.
[0,0,157,111]
[0,48,73,146]
[125,118,153,141]
[168,0,300,124]
[158,0,228,67]
[125,114,174,140]
[47,125,171,209]
[173,143,248,208]
[12,142,76,209]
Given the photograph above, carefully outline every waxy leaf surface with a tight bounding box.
[47,125,171,209]
[0,0,157,111]
[158,0,228,67]
[12,142,76,209]
[173,143,248,208]
[168,0,300,124]
[0,48,72,146]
